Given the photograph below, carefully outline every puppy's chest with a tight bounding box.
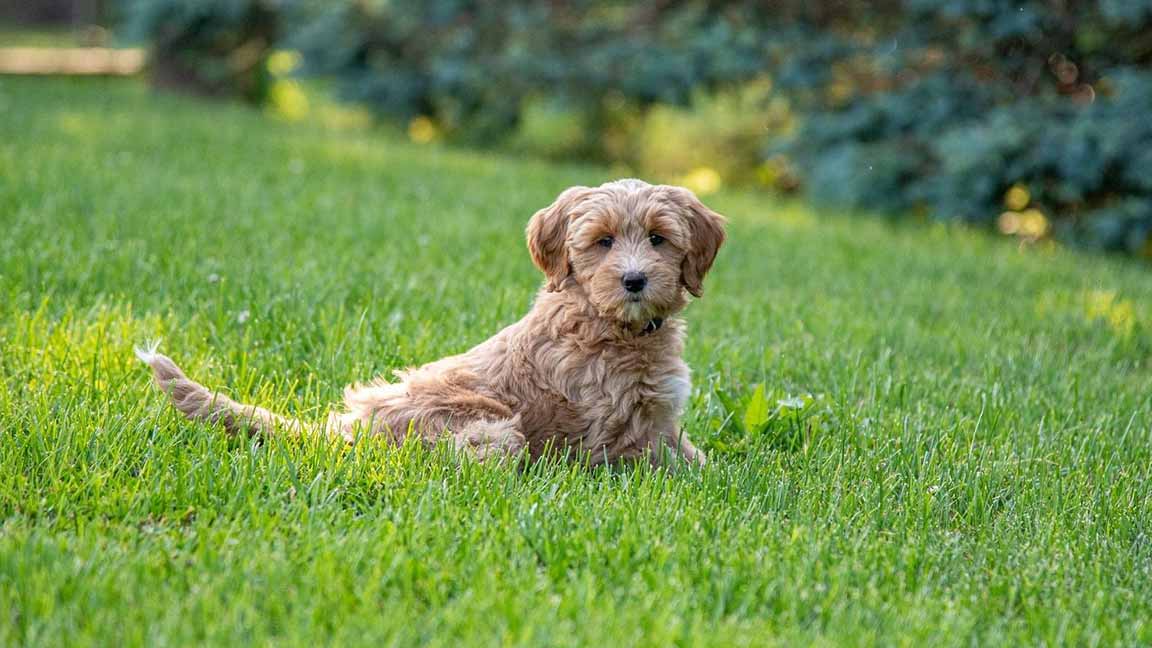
[569,345,691,420]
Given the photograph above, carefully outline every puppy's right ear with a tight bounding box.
[526,186,590,291]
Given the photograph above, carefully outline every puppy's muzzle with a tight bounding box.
[622,271,647,293]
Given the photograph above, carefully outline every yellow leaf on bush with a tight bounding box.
[1018,209,1050,238]
[408,116,439,144]
[267,50,301,77]
[1004,183,1031,211]
[267,80,309,121]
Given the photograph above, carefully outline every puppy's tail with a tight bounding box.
[134,341,300,437]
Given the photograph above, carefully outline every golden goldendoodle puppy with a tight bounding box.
[137,179,725,466]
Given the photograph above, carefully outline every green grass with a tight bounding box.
[1,77,1151,647]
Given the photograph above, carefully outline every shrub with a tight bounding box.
[503,82,795,194]
[121,0,1152,256]
[632,81,793,190]
[773,1,1152,254]
[122,0,278,104]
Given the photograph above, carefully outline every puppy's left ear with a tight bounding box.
[671,187,727,298]
[527,186,591,291]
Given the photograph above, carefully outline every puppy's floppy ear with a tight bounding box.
[526,186,591,291]
[671,187,727,298]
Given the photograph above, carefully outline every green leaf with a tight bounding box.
[743,383,772,433]
[714,386,740,417]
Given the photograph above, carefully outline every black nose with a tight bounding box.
[622,271,647,293]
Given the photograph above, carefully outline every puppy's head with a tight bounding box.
[527,179,726,324]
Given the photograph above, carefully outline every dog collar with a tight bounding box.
[641,318,663,335]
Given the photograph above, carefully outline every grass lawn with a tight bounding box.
[1,77,1150,646]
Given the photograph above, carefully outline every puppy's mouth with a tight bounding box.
[596,287,676,324]
[620,297,654,322]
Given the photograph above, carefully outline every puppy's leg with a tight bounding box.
[452,416,526,463]
[657,428,707,467]
[607,410,706,469]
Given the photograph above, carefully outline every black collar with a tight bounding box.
[641,317,663,335]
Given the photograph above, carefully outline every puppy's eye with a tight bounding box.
[649,233,666,246]
[597,236,614,249]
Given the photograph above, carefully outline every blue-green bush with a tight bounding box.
[122,0,278,103]
[772,2,1152,254]
[122,0,1152,256]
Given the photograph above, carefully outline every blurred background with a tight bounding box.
[3,0,1151,259]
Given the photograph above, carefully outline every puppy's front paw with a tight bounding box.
[689,447,707,467]
[659,432,706,468]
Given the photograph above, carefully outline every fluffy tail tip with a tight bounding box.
[133,339,163,365]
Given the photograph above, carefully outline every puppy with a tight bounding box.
[137,179,725,466]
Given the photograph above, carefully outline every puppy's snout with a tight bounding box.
[622,271,647,293]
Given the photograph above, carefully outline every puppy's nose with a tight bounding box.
[622,271,647,293]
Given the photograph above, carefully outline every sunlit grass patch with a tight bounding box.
[0,303,163,396]
[1083,289,1138,338]
[1034,288,1144,340]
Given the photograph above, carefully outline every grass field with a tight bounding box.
[1,77,1150,646]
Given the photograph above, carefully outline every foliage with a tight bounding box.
[121,0,278,103]
[506,83,794,193]
[3,78,1152,644]
[632,82,794,189]
[770,0,1152,255]
[119,0,1152,253]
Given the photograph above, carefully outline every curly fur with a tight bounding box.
[138,179,726,466]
